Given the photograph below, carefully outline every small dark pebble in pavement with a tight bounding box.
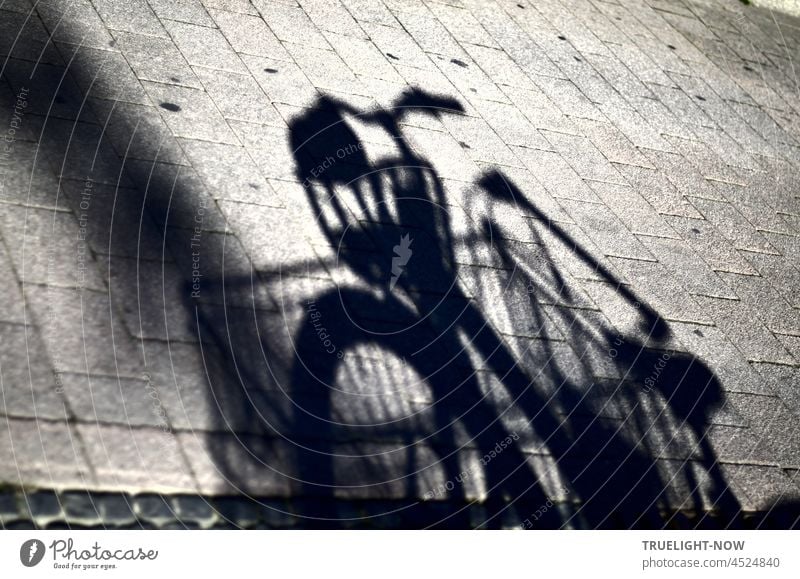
[451,58,468,68]
[159,102,181,112]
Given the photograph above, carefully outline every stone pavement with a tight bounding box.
[0,0,799,529]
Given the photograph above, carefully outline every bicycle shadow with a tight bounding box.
[195,89,740,528]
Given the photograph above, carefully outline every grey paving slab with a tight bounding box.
[147,0,216,27]
[559,199,654,260]
[0,416,94,489]
[110,31,203,89]
[606,256,712,324]
[140,81,238,144]
[179,138,282,205]
[297,0,367,39]
[92,0,167,37]
[24,284,144,377]
[661,214,760,275]
[692,295,794,365]
[514,147,600,204]
[36,0,116,50]
[586,181,675,238]
[0,9,62,65]
[543,130,625,184]
[163,19,247,74]
[0,322,67,420]
[323,32,405,84]
[254,1,332,50]
[283,42,369,96]
[58,372,168,427]
[193,67,284,127]
[77,422,197,492]
[0,204,106,290]
[209,8,291,61]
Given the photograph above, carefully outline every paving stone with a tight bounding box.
[0,9,62,65]
[775,334,800,364]
[284,42,368,96]
[544,131,625,184]
[760,231,800,265]
[0,204,105,290]
[209,8,290,61]
[614,164,700,218]
[572,117,653,168]
[718,271,800,336]
[254,1,331,49]
[24,285,143,377]
[514,147,599,204]
[323,32,404,84]
[242,54,321,108]
[36,0,116,49]
[535,76,604,121]
[627,94,693,140]
[164,19,246,74]
[720,464,800,511]
[440,113,521,167]
[636,235,735,298]
[90,99,187,165]
[59,44,150,105]
[133,493,175,520]
[61,490,102,522]
[298,0,366,39]
[394,9,464,58]
[0,417,94,488]
[59,179,164,260]
[668,322,774,396]
[599,102,672,151]
[141,82,238,144]
[148,0,215,26]
[172,494,217,525]
[434,54,509,105]
[79,422,196,491]
[606,256,711,324]
[0,491,18,520]
[559,199,654,260]
[25,490,63,520]
[0,246,25,324]
[92,0,167,37]
[0,322,68,420]
[194,67,283,127]
[662,214,759,275]
[94,493,136,524]
[751,363,800,416]
[110,31,202,89]
[692,295,794,364]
